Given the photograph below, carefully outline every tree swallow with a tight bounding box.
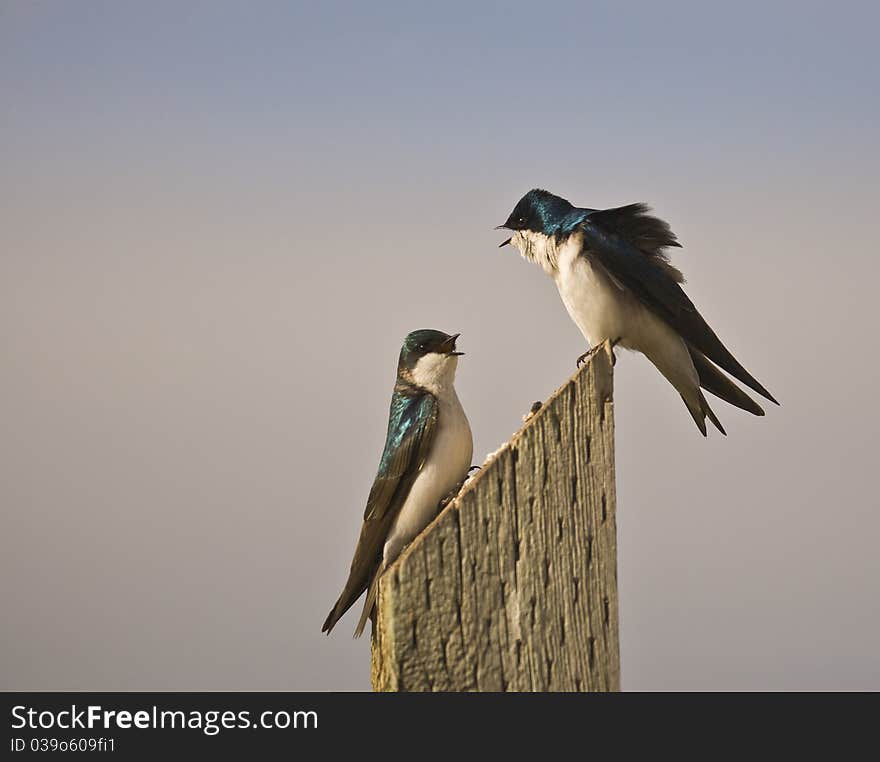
[498,188,778,435]
[322,329,473,636]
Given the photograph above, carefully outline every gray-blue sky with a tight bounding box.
[2,1,878,690]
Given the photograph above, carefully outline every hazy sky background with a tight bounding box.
[2,1,878,690]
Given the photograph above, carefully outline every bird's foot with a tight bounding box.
[577,339,621,368]
[576,346,600,367]
[467,465,482,475]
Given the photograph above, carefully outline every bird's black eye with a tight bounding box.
[518,216,526,225]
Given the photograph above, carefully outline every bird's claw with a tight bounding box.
[577,339,620,368]
[576,346,599,367]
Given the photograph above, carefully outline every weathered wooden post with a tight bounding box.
[371,343,619,691]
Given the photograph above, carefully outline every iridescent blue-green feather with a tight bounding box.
[321,385,437,634]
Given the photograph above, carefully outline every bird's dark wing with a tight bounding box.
[579,210,778,405]
[322,386,438,634]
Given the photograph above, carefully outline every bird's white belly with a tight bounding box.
[384,391,473,562]
[554,247,699,395]
[554,246,628,348]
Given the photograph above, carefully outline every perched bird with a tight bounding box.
[322,329,473,636]
[497,189,777,435]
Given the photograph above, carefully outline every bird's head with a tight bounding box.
[497,189,575,270]
[398,329,463,391]
[497,188,574,244]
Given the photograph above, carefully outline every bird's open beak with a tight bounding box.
[441,333,464,356]
[495,226,511,248]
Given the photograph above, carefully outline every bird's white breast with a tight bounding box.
[552,233,630,348]
[512,229,628,345]
[383,387,472,562]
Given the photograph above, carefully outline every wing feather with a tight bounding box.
[580,215,778,405]
[363,388,437,521]
[322,386,437,634]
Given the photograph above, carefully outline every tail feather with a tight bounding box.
[353,564,384,638]
[681,389,726,436]
[322,566,375,635]
[681,392,708,436]
[323,561,384,638]
[321,592,354,635]
[688,347,765,417]
[701,391,726,435]
[687,330,778,406]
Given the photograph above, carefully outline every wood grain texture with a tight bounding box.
[371,342,618,692]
